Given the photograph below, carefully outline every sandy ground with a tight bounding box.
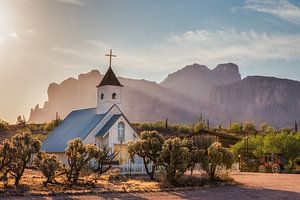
[3,172,300,200]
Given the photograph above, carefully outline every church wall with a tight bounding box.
[83,105,122,145]
[108,115,138,152]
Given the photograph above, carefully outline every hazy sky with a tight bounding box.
[1,0,300,123]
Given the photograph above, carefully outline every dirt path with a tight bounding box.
[4,172,300,200]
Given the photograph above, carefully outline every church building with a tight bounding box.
[42,50,142,173]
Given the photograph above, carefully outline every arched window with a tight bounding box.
[112,92,116,99]
[118,122,125,140]
[101,93,104,100]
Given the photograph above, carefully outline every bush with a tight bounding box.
[0,119,9,131]
[34,152,62,185]
[128,131,164,180]
[159,138,190,186]
[202,142,234,180]
[6,131,41,186]
[65,138,99,184]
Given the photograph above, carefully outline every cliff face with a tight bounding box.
[29,64,300,128]
[210,76,300,127]
[29,68,214,124]
[160,63,241,101]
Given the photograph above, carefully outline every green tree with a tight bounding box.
[229,122,242,133]
[159,138,190,185]
[127,131,163,180]
[263,132,300,170]
[203,142,234,180]
[243,121,256,133]
[34,152,62,185]
[65,138,98,184]
[192,121,208,133]
[7,131,42,186]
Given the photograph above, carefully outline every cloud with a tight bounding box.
[54,0,85,5]
[245,0,300,25]
[50,29,300,77]
[0,29,18,43]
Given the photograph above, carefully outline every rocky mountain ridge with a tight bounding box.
[29,63,300,128]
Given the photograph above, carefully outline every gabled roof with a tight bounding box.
[42,108,105,153]
[97,67,123,87]
[96,114,122,137]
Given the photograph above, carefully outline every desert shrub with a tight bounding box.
[128,131,164,180]
[65,138,99,184]
[0,139,15,174]
[43,119,62,132]
[243,121,256,133]
[7,131,41,186]
[159,138,190,186]
[201,142,234,180]
[192,121,208,133]
[0,119,9,131]
[295,158,300,166]
[229,122,242,133]
[185,139,206,175]
[34,152,62,185]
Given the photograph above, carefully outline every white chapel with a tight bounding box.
[42,50,142,172]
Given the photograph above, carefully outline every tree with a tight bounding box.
[203,142,234,180]
[127,131,164,180]
[192,121,208,133]
[7,131,42,186]
[243,121,256,133]
[65,138,98,184]
[263,132,300,170]
[229,122,242,133]
[159,138,190,185]
[34,152,62,185]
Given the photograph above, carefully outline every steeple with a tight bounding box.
[96,49,123,114]
[97,67,123,87]
[97,49,123,87]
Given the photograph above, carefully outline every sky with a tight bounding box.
[0,0,300,123]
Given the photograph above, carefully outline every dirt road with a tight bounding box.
[4,172,300,200]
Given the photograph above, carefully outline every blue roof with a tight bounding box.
[96,114,122,137]
[42,108,105,152]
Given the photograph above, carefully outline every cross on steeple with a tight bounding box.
[105,49,116,68]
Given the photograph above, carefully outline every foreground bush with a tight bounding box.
[128,131,164,180]
[34,152,62,185]
[65,138,99,184]
[159,138,190,186]
[203,142,234,180]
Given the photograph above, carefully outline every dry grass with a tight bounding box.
[0,169,161,197]
[0,169,235,197]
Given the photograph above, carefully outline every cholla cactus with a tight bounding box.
[34,152,62,185]
[7,131,41,186]
[65,138,98,184]
[159,137,190,186]
[127,131,164,180]
[205,142,234,180]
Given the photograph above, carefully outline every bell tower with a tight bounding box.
[97,49,123,114]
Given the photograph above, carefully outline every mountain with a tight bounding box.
[29,69,214,124]
[210,76,300,128]
[29,63,300,128]
[160,63,241,101]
